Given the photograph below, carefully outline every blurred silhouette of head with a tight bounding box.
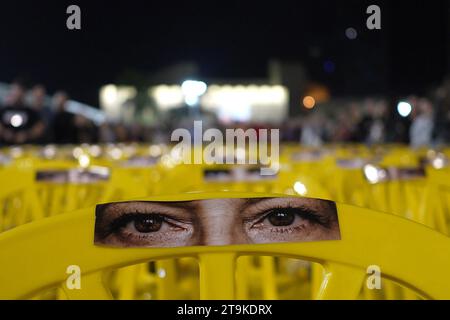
[377,99,388,116]
[53,91,69,111]
[417,98,433,115]
[5,83,26,107]
[31,85,46,109]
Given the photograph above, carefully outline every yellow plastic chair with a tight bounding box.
[0,168,44,231]
[1,191,449,300]
[152,160,331,300]
[419,167,450,235]
[151,163,329,299]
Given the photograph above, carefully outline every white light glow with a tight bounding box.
[170,147,184,163]
[10,114,24,128]
[364,164,381,184]
[184,95,199,106]
[432,157,445,169]
[43,145,57,159]
[99,85,136,123]
[397,101,412,117]
[161,154,176,168]
[181,80,207,97]
[88,145,102,158]
[158,269,166,278]
[149,145,162,157]
[101,85,118,106]
[78,154,91,168]
[293,181,308,195]
[181,80,207,106]
[149,83,288,122]
[109,148,123,160]
[202,84,288,123]
[72,147,84,159]
[150,85,184,109]
[10,147,23,158]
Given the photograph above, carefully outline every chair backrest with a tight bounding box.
[0,192,449,300]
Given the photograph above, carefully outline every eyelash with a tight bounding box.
[108,212,181,235]
[252,206,329,229]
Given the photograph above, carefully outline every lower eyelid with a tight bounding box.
[117,225,189,242]
[249,208,313,224]
[165,221,189,231]
[268,225,307,233]
[250,213,316,229]
[165,216,193,225]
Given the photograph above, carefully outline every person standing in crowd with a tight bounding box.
[366,99,387,145]
[333,111,354,142]
[30,84,53,143]
[300,113,324,147]
[346,102,363,142]
[74,114,98,143]
[0,82,45,145]
[281,119,302,142]
[410,98,435,148]
[433,79,450,144]
[52,91,77,144]
[355,98,376,143]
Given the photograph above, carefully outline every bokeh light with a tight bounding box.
[345,27,358,40]
[397,101,412,117]
[302,96,316,109]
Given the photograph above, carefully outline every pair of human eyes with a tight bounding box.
[108,206,325,237]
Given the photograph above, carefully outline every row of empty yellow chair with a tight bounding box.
[1,192,450,300]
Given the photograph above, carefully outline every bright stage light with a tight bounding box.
[181,80,207,106]
[397,101,412,117]
[10,114,24,127]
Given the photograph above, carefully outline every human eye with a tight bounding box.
[95,202,194,247]
[245,198,340,243]
[257,206,322,228]
[251,206,326,233]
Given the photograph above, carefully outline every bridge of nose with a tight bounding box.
[197,199,244,246]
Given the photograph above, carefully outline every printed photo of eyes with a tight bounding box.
[94,197,341,248]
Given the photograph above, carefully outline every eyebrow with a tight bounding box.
[242,198,272,208]
[146,200,199,210]
[150,199,268,208]
[145,198,269,211]
[99,200,199,215]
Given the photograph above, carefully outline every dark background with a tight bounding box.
[0,0,448,106]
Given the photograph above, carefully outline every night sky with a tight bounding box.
[0,0,448,106]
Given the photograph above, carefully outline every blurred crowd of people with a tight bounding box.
[1,78,450,147]
[0,81,167,146]
[0,82,96,145]
[283,78,450,148]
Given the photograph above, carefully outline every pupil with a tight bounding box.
[134,215,163,233]
[268,211,295,226]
